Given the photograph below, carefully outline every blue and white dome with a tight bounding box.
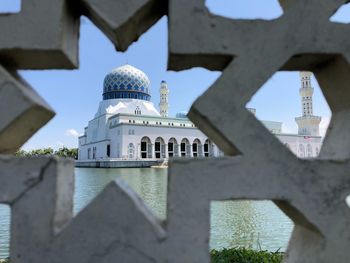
[103,64,151,101]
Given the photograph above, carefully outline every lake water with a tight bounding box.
[0,167,294,258]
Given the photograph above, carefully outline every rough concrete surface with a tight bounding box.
[0,66,54,154]
[0,0,80,69]
[80,0,167,51]
[168,0,350,262]
[0,0,350,262]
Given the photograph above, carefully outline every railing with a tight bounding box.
[0,0,350,262]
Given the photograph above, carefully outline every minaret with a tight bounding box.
[295,72,321,136]
[159,80,169,117]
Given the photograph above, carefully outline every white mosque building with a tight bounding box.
[77,65,322,167]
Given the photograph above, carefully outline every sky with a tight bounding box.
[1,0,350,150]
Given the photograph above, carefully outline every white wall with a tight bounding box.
[276,134,322,158]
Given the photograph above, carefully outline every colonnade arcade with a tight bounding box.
[136,136,214,159]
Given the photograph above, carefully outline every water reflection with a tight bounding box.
[211,201,257,249]
[0,205,10,258]
[75,168,293,252]
[74,168,167,219]
[211,201,293,251]
[0,167,293,258]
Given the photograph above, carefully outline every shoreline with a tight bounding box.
[75,159,164,168]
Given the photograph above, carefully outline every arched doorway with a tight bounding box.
[155,137,166,159]
[192,139,202,157]
[168,138,178,157]
[140,137,152,158]
[204,139,213,157]
[181,138,190,157]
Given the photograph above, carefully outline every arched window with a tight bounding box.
[299,144,305,158]
[106,144,110,157]
[87,148,91,159]
[92,147,96,159]
[134,106,141,115]
[315,147,320,156]
[307,144,312,157]
[128,143,135,159]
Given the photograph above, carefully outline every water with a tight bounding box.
[0,167,294,258]
[74,168,167,219]
[0,205,10,258]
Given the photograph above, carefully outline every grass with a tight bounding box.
[0,248,283,263]
[211,248,283,263]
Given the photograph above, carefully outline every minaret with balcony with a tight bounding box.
[159,80,169,117]
[295,72,321,136]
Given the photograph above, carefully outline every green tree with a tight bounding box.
[15,150,28,157]
[55,147,78,159]
[14,147,78,159]
[29,148,54,156]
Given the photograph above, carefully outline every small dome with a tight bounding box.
[103,65,151,101]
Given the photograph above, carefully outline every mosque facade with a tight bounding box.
[77,65,322,167]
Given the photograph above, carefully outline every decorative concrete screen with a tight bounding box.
[1,0,350,262]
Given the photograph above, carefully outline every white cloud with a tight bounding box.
[65,129,80,138]
[319,116,331,137]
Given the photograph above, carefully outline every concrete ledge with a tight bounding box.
[75,160,163,168]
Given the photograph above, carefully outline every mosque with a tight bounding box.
[77,65,322,167]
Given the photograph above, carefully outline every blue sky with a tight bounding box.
[1,0,349,150]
